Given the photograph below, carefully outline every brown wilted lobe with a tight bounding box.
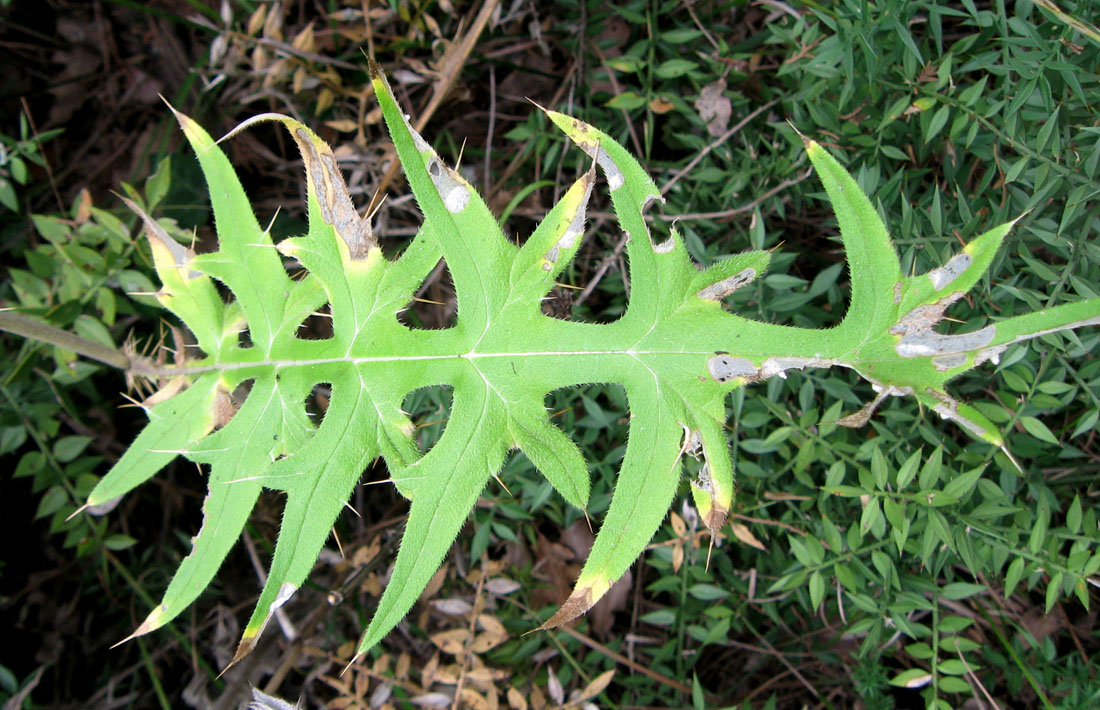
[540,587,595,629]
[292,128,376,260]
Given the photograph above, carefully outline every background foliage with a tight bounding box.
[1,0,1099,708]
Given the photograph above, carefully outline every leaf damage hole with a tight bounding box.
[296,303,334,340]
[305,382,333,425]
[398,259,457,330]
[401,385,454,455]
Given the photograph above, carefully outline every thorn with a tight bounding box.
[1000,445,1024,474]
[118,391,149,411]
[342,501,361,518]
[583,509,593,534]
[366,191,388,221]
[786,119,810,147]
[342,648,367,676]
[110,631,138,650]
[66,502,89,522]
[332,526,346,559]
[456,136,468,170]
[264,205,282,234]
[492,472,513,497]
[110,612,159,649]
[706,535,714,572]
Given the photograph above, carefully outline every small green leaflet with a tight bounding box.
[82,62,1100,664]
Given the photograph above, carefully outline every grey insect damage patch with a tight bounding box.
[569,128,626,191]
[697,268,757,301]
[707,355,758,383]
[402,113,431,153]
[931,352,968,371]
[759,355,834,379]
[973,345,1006,367]
[427,159,471,214]
[891,293,995,359]
[895,325,995,358]
[654,238,676,254]
[928,253,973,290]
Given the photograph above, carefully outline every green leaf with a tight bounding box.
[36,485,68,519]
[0,178,18,211]
[144,156,172,210]
[942,467,983,500]
[1020,416,1060,445]
[67,65,1100,669]
[53,435,92,463]
[1004,557,1027,597]
[940,582,985,600]
[655,59,697,78]
[103,534,138,551]
[606,91,647,110]
[689,584,730,601]
[937,659,973,676]
[808,570,825,610]
[890,668,933,688]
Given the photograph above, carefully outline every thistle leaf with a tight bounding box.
[79,67,1099,665]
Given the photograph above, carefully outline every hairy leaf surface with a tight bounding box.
[85,64,1100,662]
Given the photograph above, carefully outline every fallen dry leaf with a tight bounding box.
[430,628,470,656]
[324,119,361,132]
[370,681,392,709]
[411,693,452,707]
[730,522,766,551]
[546,668,564,706]
[670,511,686,537]
[471,630,508,654]
[431,598,475,616]
[577,669,615,702]
[696,79,731,136]
[396,653,411,681]
[476,614,507,636]
[485,577,522,595]
[459,687,491,710]
[422,653,440,687]
[672,541,684,573]
[506,687,528,710]
[467,667,509,685]
[649,96,675,113]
